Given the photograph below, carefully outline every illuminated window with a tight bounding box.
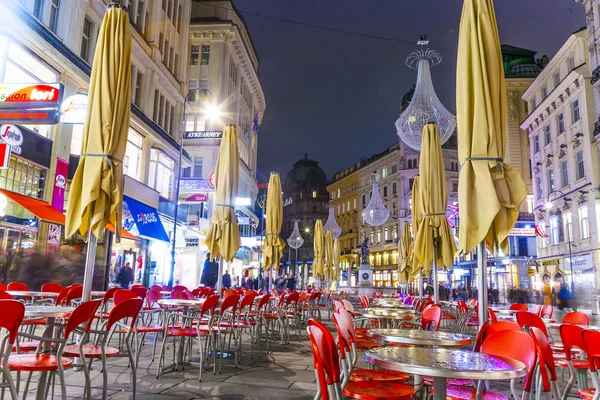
[312,190,317,198]
[190,45,199,65]
[201,45,210,65]
[0,157,46,199]
[148,149,174,199]
[124,130,143,181]
[579,206,589,239]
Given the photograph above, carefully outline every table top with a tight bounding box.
[547,322,600,331]
[373,299,408,309]
[359,308,414,319]
[157,299,205,307]
[368,329,472,347]
[25,306,75,318]
[365,346,527,380]
[7,291,59,297]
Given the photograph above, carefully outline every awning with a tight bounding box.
[123,196,170,242]
[106,222,139,241]
[0,189,65,225]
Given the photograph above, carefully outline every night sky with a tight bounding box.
[233,0,585,181]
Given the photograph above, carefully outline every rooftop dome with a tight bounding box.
[285,153,327,186]
[505,59,542,78]
[400,84,415,113]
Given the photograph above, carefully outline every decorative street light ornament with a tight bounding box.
[362,180,389,226]
[323,206,342,239]
[287,220,304,249]
[395,37,456,151]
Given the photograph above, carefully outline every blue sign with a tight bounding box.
[123,196,170,242]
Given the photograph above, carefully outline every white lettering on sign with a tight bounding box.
[563,253,594,271]
[283,197,293,207]
[184,131,223,139]
[0,124,23,147]
[137,212,158,225]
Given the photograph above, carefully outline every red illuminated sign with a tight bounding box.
[0,83,63,109]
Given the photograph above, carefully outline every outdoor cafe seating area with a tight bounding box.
[0,282,599,400]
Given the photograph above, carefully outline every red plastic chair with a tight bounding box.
[172,285,187,292]
[0,283,6,291]
[529,327,561,399]
[170,290,189,300]
[509,303,528,311]
[557,324,589,397]
[131,286,147,300]
[485,320,520,337]
[563,311,589,326]
[150,284,162,292]
[7,282,29,291]
[131,284,145,289]
[421,305,442,331]
[539,305,553,319]
[114,289,138,304]
[0,299,25,399]
[0,291,13,300]
[307,318,416,400]
[146,289,163,309]
[579,329,600,400]
[65,285,83,305]
[516,311,549,337]
[252,293,272,355]
[41,282,63,293]
[487,308,498,323]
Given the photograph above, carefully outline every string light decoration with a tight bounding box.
[362,178,390,227]
[323,206,342,239]
[396,36,456,151]
[287,220,304,249]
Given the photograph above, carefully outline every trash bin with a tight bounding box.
[593,295,600,315]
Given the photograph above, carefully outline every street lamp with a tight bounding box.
[546,189,575,295]
[168,88,219,288]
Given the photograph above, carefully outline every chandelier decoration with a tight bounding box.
[395,36,456,151]
[287,220,304,249]
[362,178,389,227]
[323,206,342,239]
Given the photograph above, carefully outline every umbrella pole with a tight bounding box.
[216,257,224,297]
[82,206,97,302]
[295,247,299,288]
[433,238,439,304]
[419,272,424,298]
[477,241,488,326]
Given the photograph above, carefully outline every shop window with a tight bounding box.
[0,35,58,83]
[0,156,46,199]
[312,190,317,198]
[201,45,210,65]
[124,130,143,181]
[579,206,590,239]
[80,17,92,62]
[148,149,174,199]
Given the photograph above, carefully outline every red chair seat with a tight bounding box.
[168,327,200,337]
[578,387,595,400]
[344,379,415,400]
[63,344,120,359]
[350,368,409,382]
[355,328,370,335]
[556,359,589,369]
[8,354,73,371]
[424,376,473,387]
[434,385,507,400]
[263,314,279,319]
[12,341,39,353]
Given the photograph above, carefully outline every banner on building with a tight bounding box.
[563,253,594,272]
[51,158,68,211]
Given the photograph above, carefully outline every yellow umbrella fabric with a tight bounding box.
[262,172,285,271]
[456,0,527,255]
[413,123,457,271]
[325,231,334,280]
[66,5,131,242]
[205,125,241,262]
[333,238,341,281]
[398,222,412,283]
[410,176,423,278]
[313,219,324,279]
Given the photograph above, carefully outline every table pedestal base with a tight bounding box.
[432,377,447,400]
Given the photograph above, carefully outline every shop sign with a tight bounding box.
[508,227,536,236]
[0,124,23,155]
[179,178,214,191]
[563,253,594,271]
[540,259,559,267]
[179,193,207,203]
[528,268,536,277]
[183,131,222,139]
[283,197,293,207]
[59,94,88,124]
[0,83,63,108]
[51,158,68,211]
[0,144,10,169]
[209,172,215,188]
[123,196,170,242]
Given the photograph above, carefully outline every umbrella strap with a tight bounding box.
[215,204,234,209]
[461,157,504,173]
[82,154,122,167]
[422,213,446,217]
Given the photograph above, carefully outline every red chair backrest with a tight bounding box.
[191,288,202,298]
[421,305,442,331]
[183,289,193,299]
[66,285,83,304]
[583,329,600,373]
[0,283,5,291]
[41,282,63,293]
[102,287,120,305]
[486,320,521,337]
[341,299,354,314]
[131,284,145,289]
[509,303,528,311]
[54,287,71,306]
[170,290,188,300]
[474,319,492,352]
[256,293,271,312]
[307,318,342,392]
[64,300,101,337]
[114,289,138,305]
[563,311,589,326]
[224,289,236,298]
[239,292,257,312]
[0,291,13,300]
[516,311,548,337]
[7,282,29,291]
[487,308,498,323]
[529,326,558,392]
[359,295,369,308]
[482,330,537,392]
[150,285,162,292]
[285,291,299,307]
[559,323,587,361]
[131,286,147,300]
[146,289,162,309]
[220,294,239,315]
[106,298,143,331]
[0,299,25,343]
[67,284,83,289]
[200,295,220,318]
[540,305,553,319]
[173,285,187,292]
[332,310,353,360]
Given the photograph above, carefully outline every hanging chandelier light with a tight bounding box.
[362,179,389,227]
[323,206,342,239]
[287,220,304,249]
[395,37,456,151]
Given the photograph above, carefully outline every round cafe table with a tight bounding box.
[373,299,408,309]
[365,346,526,400]
[24,306,75,400]
[358,308,414,328]
[7,291,59,298]
[368,329,471,347]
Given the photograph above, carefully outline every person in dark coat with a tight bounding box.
[116,262,134,289]
[222,272,232,289]
[286,275,296,291]
[201,254,219,287]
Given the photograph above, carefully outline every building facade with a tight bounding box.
[521,28,600,308]
[183,0,266,284]
[0,0,194,289]
[281,154,329,284]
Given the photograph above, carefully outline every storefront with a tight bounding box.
[564,253,597,308]
[368,250,399,287]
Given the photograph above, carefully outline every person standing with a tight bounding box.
[117,261,134,289]
[201,254,218,288]
[286,274,296,291]
[222,271,232,289]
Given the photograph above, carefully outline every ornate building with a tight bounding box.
[281,154,329,280]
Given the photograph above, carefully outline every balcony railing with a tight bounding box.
[594,118,600,137]
[592,65,600,85]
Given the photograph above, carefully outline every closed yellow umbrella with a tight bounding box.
[413,123,457,302]
[205,125,241,262]
[262,172,285,272]
[410,176,423,280]
[457,0,527,255]
[333,238,341,281]
[457,0,527,323]
[325,230,334,281]
[313,219,324,280]
[65,4,131,301]
[398,222,412,283]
